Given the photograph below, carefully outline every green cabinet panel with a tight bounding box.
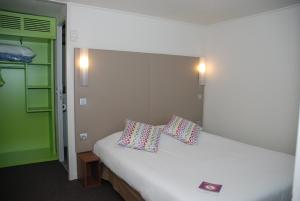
[26,65,51,86]
[0,11,57,168]
[0,69,50,151]
[0,10,56,39]
[27,89,51,110]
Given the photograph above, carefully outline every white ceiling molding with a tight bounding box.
[56,0,300,24]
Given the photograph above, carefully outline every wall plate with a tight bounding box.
[80,98,87,106]
[80,133,88,141]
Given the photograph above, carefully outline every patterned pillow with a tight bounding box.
[118,120,161,152]
[162,115,201,144]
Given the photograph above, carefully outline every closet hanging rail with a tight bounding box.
[0,62,51,68]
[0,66,25,69]
[0,61,25,69]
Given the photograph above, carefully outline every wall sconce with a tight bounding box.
[79,48,89,87]
[197,57,206,86]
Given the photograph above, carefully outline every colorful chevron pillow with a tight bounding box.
[118,120,161,152]
[162,115,201,145]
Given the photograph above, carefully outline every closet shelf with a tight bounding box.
[27,107,52,113]
[0,61,51,65]
[0,61,26,65]
[27,85,51,89]
[28,63,51,66]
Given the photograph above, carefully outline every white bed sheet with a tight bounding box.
[93,131,294,201]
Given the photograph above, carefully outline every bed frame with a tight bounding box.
[100,163,145,201]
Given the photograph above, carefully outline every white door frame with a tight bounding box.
[56,25,64,162]
[66,2,78,180]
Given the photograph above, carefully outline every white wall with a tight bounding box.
[68,3,205,56]
[204,5,300,154]
[66,2,205,180]
[66,2,300,180]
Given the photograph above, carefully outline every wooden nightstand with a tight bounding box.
[77,151,102,188]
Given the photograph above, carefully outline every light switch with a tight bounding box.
[80,98,87,106]
[70,29,78,42]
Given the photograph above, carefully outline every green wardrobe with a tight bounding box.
[0,11,57,167]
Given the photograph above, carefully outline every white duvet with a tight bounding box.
[93,131,294,201]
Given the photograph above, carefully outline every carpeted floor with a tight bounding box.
[0,161,124,201]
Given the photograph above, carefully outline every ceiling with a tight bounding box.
[0,0,299,25]
[58,0,300,24]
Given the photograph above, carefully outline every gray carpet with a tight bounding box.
[0,161,124,201]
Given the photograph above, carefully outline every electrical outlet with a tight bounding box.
[80,133,88,141]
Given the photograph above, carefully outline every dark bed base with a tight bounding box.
[101,163,145,201]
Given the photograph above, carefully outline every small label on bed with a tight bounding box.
[199,181,222,193]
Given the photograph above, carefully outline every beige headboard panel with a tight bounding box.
[74,49,204,153]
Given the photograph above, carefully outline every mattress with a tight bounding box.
[93,130,294,201]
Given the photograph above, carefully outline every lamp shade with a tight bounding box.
[198,57,206,85]
[79,48,89,87]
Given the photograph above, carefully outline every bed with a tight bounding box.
[93,130,294,201]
